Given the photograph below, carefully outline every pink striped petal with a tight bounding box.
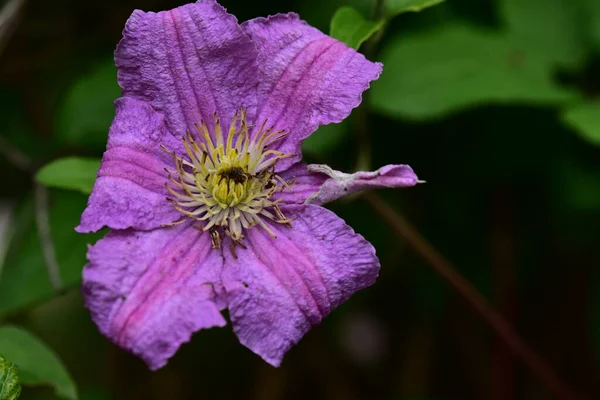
[222,204,379,366]
[83,222,225,370]
[242,14,382,171]
[77,97,182,233]
[116,0,258,136]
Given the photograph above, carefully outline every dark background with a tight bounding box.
[0,0,599,399]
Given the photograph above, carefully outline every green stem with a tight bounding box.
[355,0,387,172]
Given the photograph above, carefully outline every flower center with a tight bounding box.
[162,109,294,250]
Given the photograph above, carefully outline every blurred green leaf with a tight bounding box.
[371,24,577,120]
[0,191,101,316]
[330,7,384,50]
[562,101,600,147]
[56,61,119,149]
[36,158,100,195]
[583,0,600,48]
[385,0,445,16]
[298,0,372,32]
[0,355,21,400]
[0,326,76,400]
[499,0,587,70]
[303,119,350,156]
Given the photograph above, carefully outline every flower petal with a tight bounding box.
[116,0,258,136]
[273,163,327,205]
[305,164,420,205]
[222,204,380,366]
[83,222,225,370]
[242,14,382,171]
[275,163,420,206]
[77,97,181,233]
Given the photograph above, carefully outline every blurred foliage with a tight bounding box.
[384,0,445,16]
[499,0,587,70]
[303,118,351,157]
[330,6,384,49]
[0,0,599,399]
[0,327,76,399]
[0,192,101,316]
[55,61,120,151]
[371,24,577,119]
[563,101,600,147]
[329,0,442,50]
[36,158,100,195]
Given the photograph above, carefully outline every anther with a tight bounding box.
[162,110,295,247]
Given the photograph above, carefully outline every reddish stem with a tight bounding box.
[364,192,583,400]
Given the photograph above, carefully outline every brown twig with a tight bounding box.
[0,0,25,55]
[0,0,63,294]
[34,182,63,291]
[0,130,63,293]
[490,189,518,400]
[363,192,583,400]
[0,137,33,173]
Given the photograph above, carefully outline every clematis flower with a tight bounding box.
[77,0,419,370]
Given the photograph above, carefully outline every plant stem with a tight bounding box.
[355,0,387,172]
[34,182,63,292]
[0,137,33,173]
[0,0,26,55]
[372,0,385,20]
[0,134,64,293]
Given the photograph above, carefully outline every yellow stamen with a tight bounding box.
[163,110,293,248]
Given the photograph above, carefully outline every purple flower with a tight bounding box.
[77,0,419,370]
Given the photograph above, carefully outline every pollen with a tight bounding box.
[162,109,294,250]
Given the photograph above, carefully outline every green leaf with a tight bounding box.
[330,7,384,50]
[56,60,120,149]
[0,191,102,316]
[385,0,445,16]
[297,0,372,33]
[0,326,76,400]
[371,24,578,120]
[0,355,21,400]
[302,119,350,156]
[499,0,587,70]
[36,158,100,195]
[562,102,600,146]
[563,101,600,146]
[582,0,600,48]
